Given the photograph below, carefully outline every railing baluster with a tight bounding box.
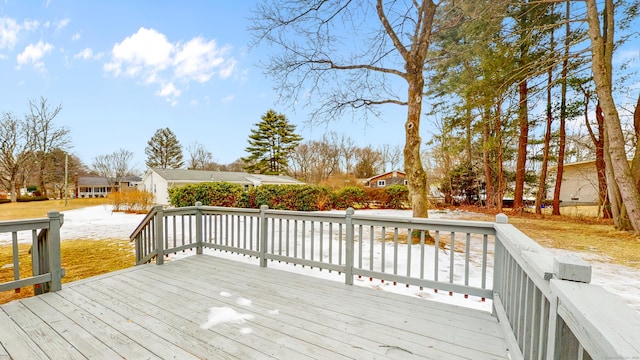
[482,234,488,290]
[449,232,455,288]
[286,220,290,258]
[381,226,386,275]
[434,230,439,286]
[310,221,315,262]
[406,228,412,281]
[464,233,470,289]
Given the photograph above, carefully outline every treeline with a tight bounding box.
[169,182,410,211]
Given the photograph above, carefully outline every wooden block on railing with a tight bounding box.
[553,253,591,283]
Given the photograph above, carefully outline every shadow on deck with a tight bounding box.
[0,254,510,359]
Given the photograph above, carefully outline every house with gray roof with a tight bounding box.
[141,168,304,205]
[75,175,142,198]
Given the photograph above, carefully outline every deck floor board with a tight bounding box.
[0,255,511,359]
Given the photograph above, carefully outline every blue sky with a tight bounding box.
[1,1,639,174]
[0,0,407,172]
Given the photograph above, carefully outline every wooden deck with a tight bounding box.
[0,255,511,359]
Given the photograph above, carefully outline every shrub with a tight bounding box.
[362,187,386,208]
[385,185,409,209]
[108,190,155,213]
[253,184,332,211]
[333,186,367,209]
[169,182,244,208]
[0,198,11,204]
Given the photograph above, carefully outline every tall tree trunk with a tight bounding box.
[552,0,570,216]
[586,0,640,233]
[465,107,472,164]
[536,42,554,215]
[496,99,504,211]
[631,93,640,190]
[404,61,429,218]
[483,108,495,209]
[604,123,627,228]
[514,78,529,211]
[588,102,611,219]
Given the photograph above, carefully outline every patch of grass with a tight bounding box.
[0,239,134,304]
[0,198,109,221]
[456,207,640,269]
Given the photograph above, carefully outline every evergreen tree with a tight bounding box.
[145,128,184,170]
[242,110,302,175]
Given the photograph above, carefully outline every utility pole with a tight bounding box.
[64,153,68,207]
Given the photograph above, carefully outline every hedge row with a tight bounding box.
[168,183,410,211]
[17,196,49,202]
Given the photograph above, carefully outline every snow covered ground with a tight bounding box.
[2,205,638,313]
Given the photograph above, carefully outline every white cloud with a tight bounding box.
[16,41,54,71]
[104,27,237,104]
[173,37,227,82]
[1,17,20,49]
[73,47,102,60]
[104,27,173,79]
[156,82,180,98]
[72,32,81,41]
[56,18,70,31]
[1,17,40,50]
[221,94,235,104]
[23,20,39,32]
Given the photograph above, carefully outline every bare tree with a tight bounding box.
[251,0,441,217]
[92,149,135,191]
[379,144,403,172]
[47,149,87,199]
[187,142,217,170]
[353,146,384,179]
[26,97,70,197]
[0,112,33,202]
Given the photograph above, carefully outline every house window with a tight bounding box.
[377,180,386,186]
[404,180,408,185]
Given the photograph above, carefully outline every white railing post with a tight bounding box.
[259,205,268,267]
[553,254,591,283]
[195,202,203,255]
[495,213,508,224]
[492,213,508,315]
[546,254,592,358]
[47,211,63,292]
[344,208,354,285]
[154,205,164,265]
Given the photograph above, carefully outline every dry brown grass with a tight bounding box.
[0,239,134,304]
[455,206,640,269]
[0,198,109,221]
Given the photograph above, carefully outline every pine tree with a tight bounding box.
[242,110,302,175]
[145,128,184,170]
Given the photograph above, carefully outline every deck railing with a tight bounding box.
[130,203,640,359]
[0,211,65,294]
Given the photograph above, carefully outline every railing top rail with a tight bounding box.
[551,279,640,358]
[129,206,158,240]
[0,217,51,233]
[198,206,261,215]
[263,209,347,222]
[352,214,496,234]
[494,222,555,297]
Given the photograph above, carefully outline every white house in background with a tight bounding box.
[548,160,600,205]
[141,168,304,205]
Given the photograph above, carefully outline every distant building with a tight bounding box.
[75,176,142,198]
[548,160,600,205]
[364,171,407,188]
[141,168,304,205]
